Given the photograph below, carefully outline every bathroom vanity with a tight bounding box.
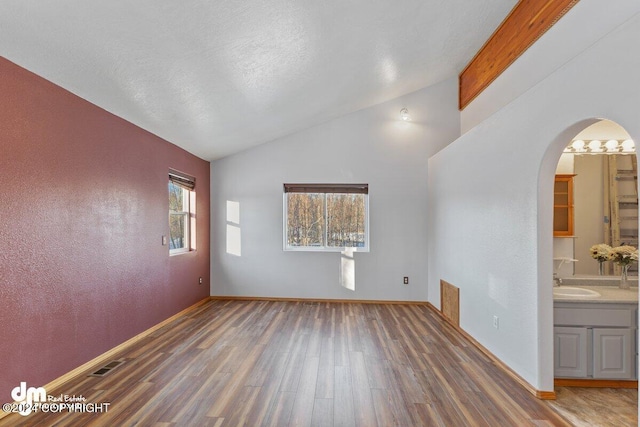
[554,280,638,381]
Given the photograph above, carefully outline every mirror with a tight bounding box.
[554,120,637,277]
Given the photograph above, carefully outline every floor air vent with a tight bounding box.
[89,360,124,377]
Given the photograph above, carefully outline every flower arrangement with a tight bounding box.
[608,245,639,266]
[589,243,612,261]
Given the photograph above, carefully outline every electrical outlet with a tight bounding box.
[199,277,203,285]
[493,315,499,329]
[162,235,167,246]
[403,277,409,285]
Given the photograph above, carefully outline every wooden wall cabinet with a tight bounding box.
[554,174,575,237]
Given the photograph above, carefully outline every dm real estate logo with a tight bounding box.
[4,382,111,417]
[10,382,46,416]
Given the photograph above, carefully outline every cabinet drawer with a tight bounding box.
[554,307,634,327]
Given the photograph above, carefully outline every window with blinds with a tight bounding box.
[283,183,369,251]
[169,170,195,254]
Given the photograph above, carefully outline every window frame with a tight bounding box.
[283,183,370,253]
[169,171,195,255]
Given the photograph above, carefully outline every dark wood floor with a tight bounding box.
[1,300,571,426]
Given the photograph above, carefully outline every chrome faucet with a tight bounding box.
[553,273,563,287]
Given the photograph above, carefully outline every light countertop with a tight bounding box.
[561,275,638,287]
[553,285,638,303]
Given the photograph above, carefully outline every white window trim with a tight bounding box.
[169,182,191,255]
[282,191,370,253]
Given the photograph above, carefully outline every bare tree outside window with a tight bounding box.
[169,181,189,252]
[327,193,365,247]
[287,193,324,247]
[284,184,369,251]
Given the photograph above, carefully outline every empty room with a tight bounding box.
[1,1,639,426]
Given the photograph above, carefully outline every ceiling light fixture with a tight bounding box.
[400,108,410,121]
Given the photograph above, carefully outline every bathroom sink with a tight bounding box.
[553,286,601,298]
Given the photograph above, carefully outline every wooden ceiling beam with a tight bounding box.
[459,0,579,110]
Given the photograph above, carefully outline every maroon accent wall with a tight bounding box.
[0,57,210,396]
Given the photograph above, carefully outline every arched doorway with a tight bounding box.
[539,118,638,424]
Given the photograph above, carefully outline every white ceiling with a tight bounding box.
[0,0,517,160]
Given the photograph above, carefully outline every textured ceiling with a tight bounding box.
[0,0,516,160]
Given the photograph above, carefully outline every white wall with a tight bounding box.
[428,1,640,392]
[211,77,460,300]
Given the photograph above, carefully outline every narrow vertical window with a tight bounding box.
[284,184,369,252]
[169,171,195,254]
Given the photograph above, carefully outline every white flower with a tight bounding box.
[589,243,611,261]
[608,245,638,266]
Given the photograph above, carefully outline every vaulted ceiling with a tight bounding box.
[0,0,517,160]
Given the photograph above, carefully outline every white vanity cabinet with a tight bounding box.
[554,302,637,380]
[554,326,589,378]
[593,327,635,378]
